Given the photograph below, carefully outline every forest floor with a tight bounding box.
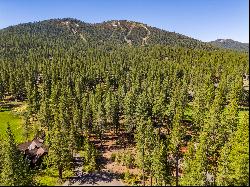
[63,131,147,186]
[99,132,141,175]
[63,133,130,186]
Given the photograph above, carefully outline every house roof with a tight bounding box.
[28,139,43,150]
[17,138,47,153]
[26,146,48,157]
[37,147,48,156]
[17,138,48,165]
[17,141,32,152]
[29,148,39,157]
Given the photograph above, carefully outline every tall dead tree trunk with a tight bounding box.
[59,165,63,179]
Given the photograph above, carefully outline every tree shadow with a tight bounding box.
[67,171,123,185]
[239,106,249,111]
[0,102,22,111]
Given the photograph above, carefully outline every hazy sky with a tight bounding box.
[0,0,248,42]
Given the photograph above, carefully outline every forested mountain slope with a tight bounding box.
[0,18,215,50]
[209,39,249,52]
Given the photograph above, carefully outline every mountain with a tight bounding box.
[0,18,215,50]
[208,39,249,52]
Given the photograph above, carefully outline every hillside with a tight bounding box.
[0,18,215,50]
[209,39,249,52]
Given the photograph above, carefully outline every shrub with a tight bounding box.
[110,152,116,162]
[123,170,141,185]
[83,155,97,173]
[124,170,131,181]
[82,140,99,173]
[124,151,135,168]
[115,152,122,163]
[118,150,135,168]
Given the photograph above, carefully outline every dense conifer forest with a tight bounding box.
[0,18,249,186]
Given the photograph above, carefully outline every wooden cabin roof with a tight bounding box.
[17,138,47,154]
[17,141,32,152]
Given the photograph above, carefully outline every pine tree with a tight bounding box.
[82,138,99,173]
[152,90,166,133]
[192,84,207,133]
[48,110,72,179]
[151,139,171,185]
[183,90,227,186]
[217,114,249,186]
[123,90,136,133]
[180,140,207,186]
[72,100,83,150]
[135,91,151,122]
[220,93,239,143]
[135,118,155,186]
[0,124,33,186]
[58,90,71,134]
[69,120,78,156]
[82,93,93,137]
[104,90,119,133]
[112,93,120,134]
[169,106,185,186]
[105,90,113,125]
[94,101,106,147]
[202,90,225,185]
[38,94,52,131]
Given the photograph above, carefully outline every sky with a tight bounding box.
[0,0,249,43]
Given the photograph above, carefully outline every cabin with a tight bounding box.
[18,138,48,167]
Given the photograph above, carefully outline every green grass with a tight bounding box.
[0,110,25,143]
[35,174,59,186]
[34,167,74,186]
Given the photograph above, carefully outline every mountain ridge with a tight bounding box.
[0,18,215,50]
[1,18,248,52]
[208,39,249,52]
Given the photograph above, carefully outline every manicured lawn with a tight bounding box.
[0,110,25,143]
